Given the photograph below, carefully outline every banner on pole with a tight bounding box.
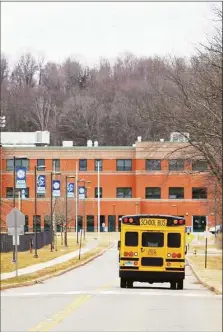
[67,182,75,198]
[16,167,26,189]
[53,180,60,197]
[78,186,85,200]
[21,189,26,199]
[37,175,46,194]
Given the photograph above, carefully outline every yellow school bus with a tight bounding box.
[118,214,187,290]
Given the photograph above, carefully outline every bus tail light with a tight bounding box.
[177,253,181,258]
[129,218,134,223]
[172,252,177,258]
[129,251,134,257]
[123,218,128,223]
[124,251,128,256]
[179,219,184,225]
[173,220,178,225]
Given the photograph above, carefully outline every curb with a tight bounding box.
[186,257,222,295]
[1,243,114,291]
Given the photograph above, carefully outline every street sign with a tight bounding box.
[8,226,24,236]
[6,208,25,228]
[13,236,20,245]
[186,233,195,244]
[6,208,25,277]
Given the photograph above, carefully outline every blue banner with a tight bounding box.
[78,186,85,200]
[37,175,46,194]
[67,182,74,198]
[53,180,60,197]
[16,167,26,189]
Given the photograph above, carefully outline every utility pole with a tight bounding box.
[97,161,100,239]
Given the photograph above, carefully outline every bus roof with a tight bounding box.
[121,214,184,219]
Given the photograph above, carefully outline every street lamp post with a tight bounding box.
[12,156,27,262]
[50,170,61,251]
[34,165,46,258]
[78,179,91,241]
[0,116,6,234]
[65,175,75,247]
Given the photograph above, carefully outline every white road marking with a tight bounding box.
[1,290,221,299]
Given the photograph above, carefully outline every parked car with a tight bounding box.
[209,224,222,234]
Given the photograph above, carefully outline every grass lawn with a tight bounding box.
[188,254,222,293]
[189,255,222,270]
[0,235,87,273]
[0,243,111,288]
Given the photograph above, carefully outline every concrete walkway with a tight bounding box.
[1,239,101,281]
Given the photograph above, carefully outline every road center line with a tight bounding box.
[27,282,114,332]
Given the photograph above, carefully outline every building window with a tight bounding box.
[44,216,51,231]
[87,215,94,232]
[37,193,45,198]
[79,159,87,171]
[37,159,45,171]
[168,160,184,171]
[192,160,208,171]
[116,187,132,198]
[6,187,15,198]
[116,159,132,171]
[53,159,60,172]
[6,159,13,171]
[193,216,206,232]
[146,159,161,171]
[145,187,161,199]
[108,215,116,232]
[33,215,41,232]
[169,187,184,199]
[24,215,29,232]
[6,187,29,198]
[192,187,207,199]
[7,158,29,171]
[95,187,102,198]
[95,159,102,171]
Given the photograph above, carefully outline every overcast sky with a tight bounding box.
[1,1,221,67]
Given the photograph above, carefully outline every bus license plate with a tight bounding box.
[140,218,167,227]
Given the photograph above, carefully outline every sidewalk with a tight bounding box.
[1,239,101,281]
[186,249,222,295]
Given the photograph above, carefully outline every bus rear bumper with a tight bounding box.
[119,270,185,282]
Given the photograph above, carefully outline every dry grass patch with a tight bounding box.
[0,239,87,273]
[189,255,222,271]
[0,243,110,288]
[215,234,222,249]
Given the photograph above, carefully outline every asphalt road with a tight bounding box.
[1,245,222,332]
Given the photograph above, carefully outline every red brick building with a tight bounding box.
[0,139,216,233]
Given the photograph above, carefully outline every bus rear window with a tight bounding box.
[125,232,138,246]
[142,232,164,247]
[168,233,181,248]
